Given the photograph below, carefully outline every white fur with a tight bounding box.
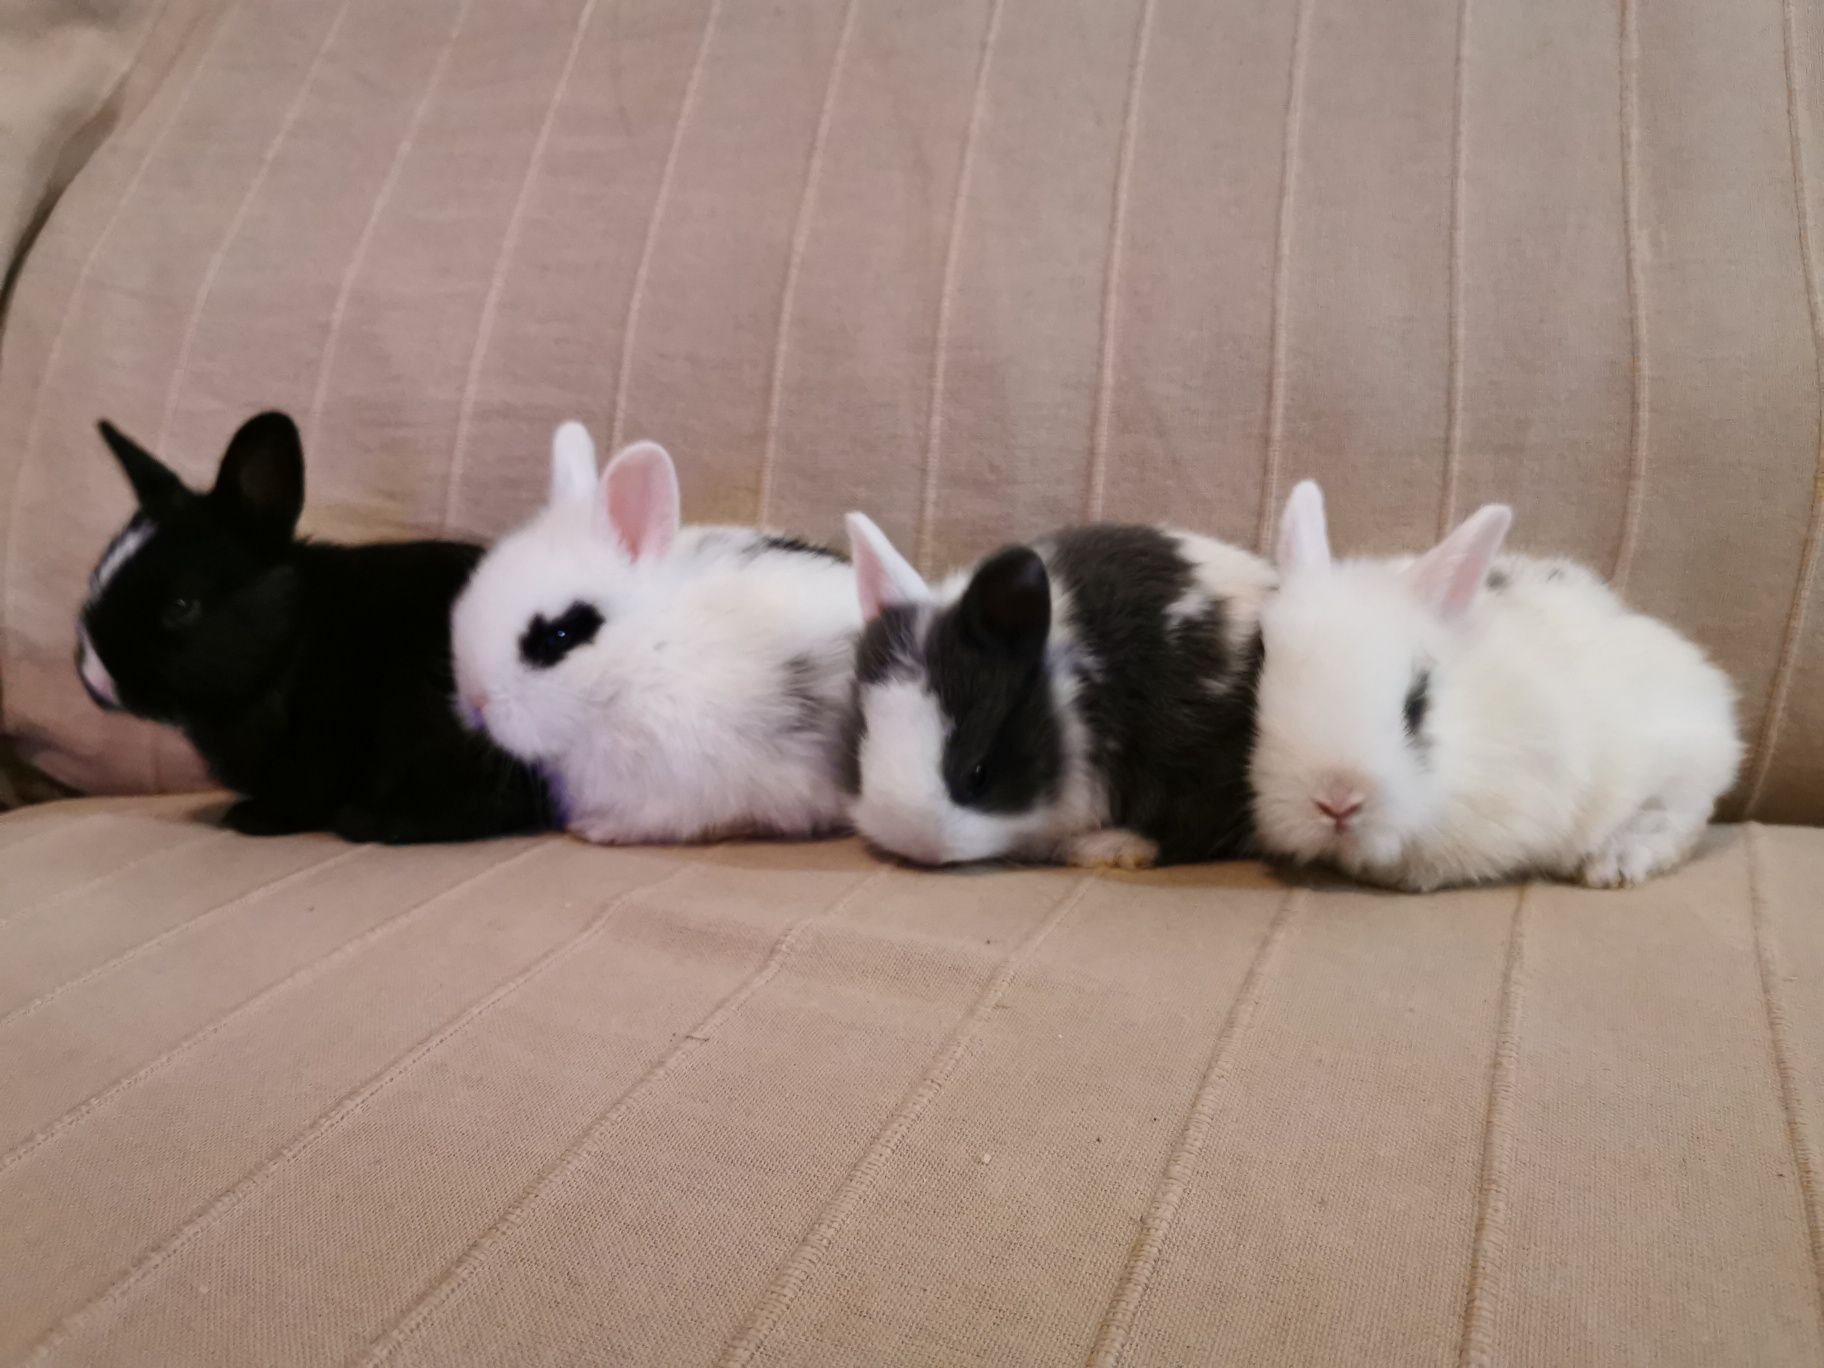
[1251,484,1742,891]
[90,520,151,595]
[451,425,859,844]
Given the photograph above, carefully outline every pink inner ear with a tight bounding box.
[854,543,893,622]
[603,442,679,561]
[1405,504,1512,623]
[1277,481,1331,576]
[846,512,927,622]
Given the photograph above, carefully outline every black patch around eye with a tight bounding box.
[519,602,603,670]
[1403,668,1432,741]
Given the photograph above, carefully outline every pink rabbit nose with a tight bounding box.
[1314,786,1365,831]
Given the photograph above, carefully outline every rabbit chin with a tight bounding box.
[1254,783,1426,886]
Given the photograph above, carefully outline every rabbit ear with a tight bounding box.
[1276,480,1331,576]
[600,440,680,561]
[958,545,1050,660]
[98,420,189,520]
[1404,503,1513,624]
[212,411,305,544]
[845,512,929,621]
[549,421,598,506]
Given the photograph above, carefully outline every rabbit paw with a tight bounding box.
[1065,828,1159,871]
[1579,803,1701,889]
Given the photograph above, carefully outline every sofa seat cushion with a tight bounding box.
[1,795,1820,1365]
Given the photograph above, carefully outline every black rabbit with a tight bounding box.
[76,411,554,843]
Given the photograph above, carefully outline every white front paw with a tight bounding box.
[1065,828,1159,871]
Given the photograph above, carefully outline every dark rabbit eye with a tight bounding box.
[519,601,604,670]
[1403,668,1432,740]
[960,761,990,803]
[162,595,201,630]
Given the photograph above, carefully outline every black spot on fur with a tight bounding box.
[518,602,603,670]
[1403,667,1432,742]
[1543,566,1565,582]
[1042,526,1258,863]
[748,533,845,563]
[1485,567,1510,592]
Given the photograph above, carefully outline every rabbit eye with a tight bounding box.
[162,595,201,630]
[519,601,604,670]
[958,761,990,804]
[1403,668,1432,740]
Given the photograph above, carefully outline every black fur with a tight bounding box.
[926,546,1062,813]
[1043,526,1259,863]
[79,412,553,844]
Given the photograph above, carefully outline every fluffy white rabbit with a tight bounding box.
[1249,481,1742,891]
[450,422,859,844]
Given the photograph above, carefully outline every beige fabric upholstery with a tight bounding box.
[0,796,1818,1365]
[0,0,1819,819]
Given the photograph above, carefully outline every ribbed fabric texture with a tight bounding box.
[0,797,1818,1364]
[0,0,1819,819]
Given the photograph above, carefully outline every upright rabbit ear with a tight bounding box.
[959,545,1051,659]
[98,420,189,520]
[1403,503,1512,624]
[600,440,680,561]
[845,513,930,622]
[549,421,598,505]
[212,411,305,544]
[1276,480,1331,576]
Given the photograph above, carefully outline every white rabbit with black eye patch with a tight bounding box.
[1249,480,1742,892]
[450,422,860,844]
[841,513,1275,868]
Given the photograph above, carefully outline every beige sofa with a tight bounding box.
[3,2,1822,1363]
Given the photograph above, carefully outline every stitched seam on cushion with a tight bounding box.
[1437,0,1472,535]
[1742,0,1824,816]
[913,0,1007,571]
[607,0,726,453]
[306,0,475,455]
[1085,886,1300,1368]
[0,3,239,745]
[19,859,700,1365]
[0,835,356,1027]
[1252,0,1313,554]
[0,842,555,1176]
[1610,0,1649,588]
[1747,824,1824,1335]
[440,0,608,534]
[1456,883,1529,1368]
[754,0,864,526]
[721,874,1094,1367]
[0,821,227,936]
[1083,0,1157,522]
[151,0,355,457]
[358,864,891,1367]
